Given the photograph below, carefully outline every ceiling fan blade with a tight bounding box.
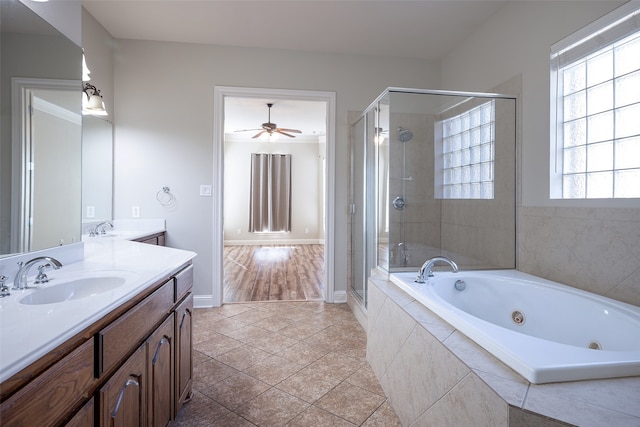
[235,128,262,133]
[276,130,297,138]
[252,130,267,139]
[277,128,302,134]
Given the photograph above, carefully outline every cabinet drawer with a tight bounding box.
[174,265,193,303]
[0,339,95,426]
[97,280,173,376]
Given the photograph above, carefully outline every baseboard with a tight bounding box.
[193,294,217,308]
[332,290,347,303]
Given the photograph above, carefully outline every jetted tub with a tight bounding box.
[390,270,640,383]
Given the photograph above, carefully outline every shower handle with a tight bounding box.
[392,196,407,210]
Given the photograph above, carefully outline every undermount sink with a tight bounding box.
[19,276,127,305]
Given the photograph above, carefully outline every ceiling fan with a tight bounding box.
[236,103,302,139]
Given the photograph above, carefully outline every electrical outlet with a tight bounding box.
[86,206,95,218]
[132,206,140,218]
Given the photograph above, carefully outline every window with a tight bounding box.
[435,100,495,199]
[551,3,640,199]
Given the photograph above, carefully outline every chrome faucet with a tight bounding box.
[0,275,9,297]
[91,221,113,237]
[13,256,63,290]
[416,256,458,283]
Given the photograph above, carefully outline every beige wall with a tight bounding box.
[441,1,640,306]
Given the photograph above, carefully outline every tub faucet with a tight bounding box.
[416,256,458,283]
[13,256,63,290]
[91,221,113,236]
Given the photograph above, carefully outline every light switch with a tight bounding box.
[200,185,212,197]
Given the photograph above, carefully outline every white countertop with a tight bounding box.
[0,239,196,383]
[81,218,166,242]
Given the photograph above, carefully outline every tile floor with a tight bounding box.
[175,301,401,426]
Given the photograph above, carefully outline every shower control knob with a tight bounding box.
[392,196,407,210]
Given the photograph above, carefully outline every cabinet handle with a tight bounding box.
[111,378,140,419]
[152,337,170,365]
[178,311,189,329]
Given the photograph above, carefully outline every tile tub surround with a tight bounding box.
[519,206,640,307]
[366,272,640,427]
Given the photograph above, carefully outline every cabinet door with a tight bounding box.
[99,344,147,427]
[65,397,95,427]
[174,293,193,414]
[147,314,174,427]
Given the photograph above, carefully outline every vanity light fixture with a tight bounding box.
[82,82,108,116]
[82,52,91,81]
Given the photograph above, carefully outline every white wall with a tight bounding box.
[440,1,640,306]
[82,8,115,119]
[223,136,323,243]
[20,0,81,47]
[439,1,623,207]
[112,39,440,298]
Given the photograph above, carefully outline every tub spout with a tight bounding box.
[416,256,458,283]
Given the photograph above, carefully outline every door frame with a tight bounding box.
[212,86,336,306]
[11,77,81,253]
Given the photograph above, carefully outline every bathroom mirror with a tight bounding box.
[0,0,83,255]
[82,116,113,223]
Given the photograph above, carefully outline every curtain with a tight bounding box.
[249,153,292,232]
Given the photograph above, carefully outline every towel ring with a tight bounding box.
[156,186,175,207]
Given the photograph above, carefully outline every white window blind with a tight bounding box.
[550,1,640,199]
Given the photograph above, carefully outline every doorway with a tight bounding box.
[212,87,336,307]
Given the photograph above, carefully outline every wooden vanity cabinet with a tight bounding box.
[147,314,175,427]
[0,261,194,427]
[174,294,193,413]
[134,232,166,246]
[99,343,147,427]
[173,265,193,415]
[66,397,95,427]
[0,339,95,426]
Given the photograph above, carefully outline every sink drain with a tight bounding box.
[588,341,602,350]
[511,310,525,325]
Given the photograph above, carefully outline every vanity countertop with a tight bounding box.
[0,239,196,383]
[81,218,166,242]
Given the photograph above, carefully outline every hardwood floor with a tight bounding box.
[224,244,324,303]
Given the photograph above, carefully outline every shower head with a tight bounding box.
[398,127,413,142]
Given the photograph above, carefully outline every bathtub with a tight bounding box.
[390,270,640,384]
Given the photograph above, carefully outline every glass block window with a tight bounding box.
[551,3,640,199]
[436,100,495,199]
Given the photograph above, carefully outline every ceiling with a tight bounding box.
[82,0,507,137]
[82,1,506,61]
